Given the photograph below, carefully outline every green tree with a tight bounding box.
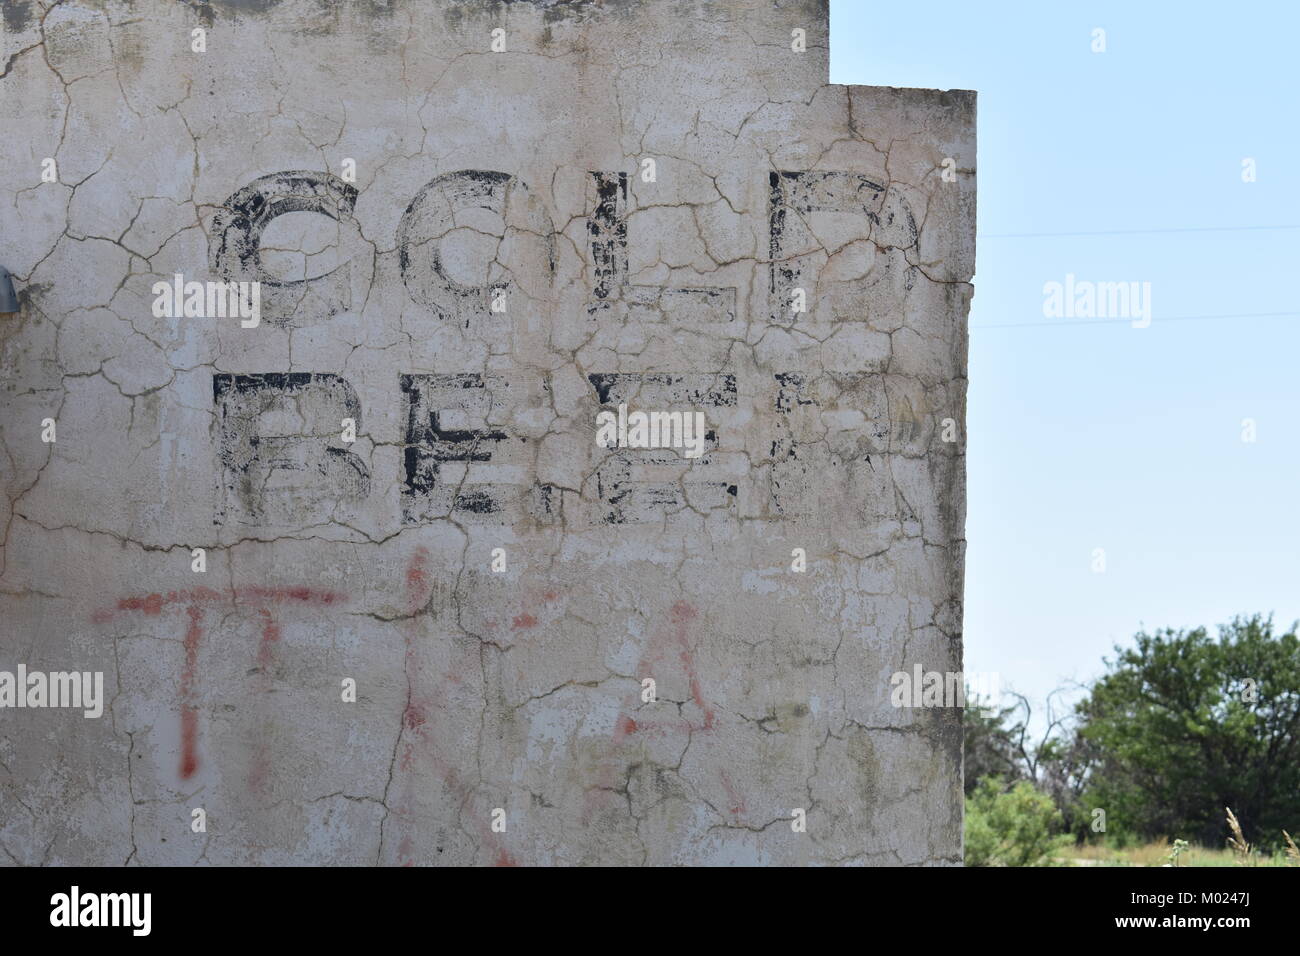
[965,688,1093,837]
[1076,615,1300,845]
[965,777,1069,866]
[963,700,1025,796]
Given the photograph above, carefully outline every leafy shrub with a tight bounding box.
[965,777,1071,866]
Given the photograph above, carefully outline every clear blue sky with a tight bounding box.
[830,0,1300,719]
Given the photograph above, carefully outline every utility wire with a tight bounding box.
[979,224,1300,239]
[973,310,1300,330]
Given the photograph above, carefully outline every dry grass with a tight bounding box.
[1066,842,1291,867]
[1069,840,1248,867]
[1226,807,1251,861]
[1063,808,1299,867]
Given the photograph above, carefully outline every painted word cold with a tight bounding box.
[207,168,919,527]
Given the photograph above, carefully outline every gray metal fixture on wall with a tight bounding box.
[0,266,19,314]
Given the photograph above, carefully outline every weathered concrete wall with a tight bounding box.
[0,0,974,865]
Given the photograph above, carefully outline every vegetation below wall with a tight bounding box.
[964,615,1300,866]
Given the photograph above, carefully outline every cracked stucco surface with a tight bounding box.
[0,0,974,865]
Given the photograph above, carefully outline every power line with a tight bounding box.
[972,310,1300,331]
[978,224,1300,239]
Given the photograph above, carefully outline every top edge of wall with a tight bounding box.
[3,0,834,84]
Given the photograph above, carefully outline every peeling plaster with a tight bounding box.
[0,0,973,865]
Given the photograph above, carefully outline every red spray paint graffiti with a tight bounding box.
[614,601,714,740]
[94,585,346,782]
[180,606,203,780]
[584,600,726,822]
[388,548,518,866]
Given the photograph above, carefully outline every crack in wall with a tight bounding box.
[0,0,972,866]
